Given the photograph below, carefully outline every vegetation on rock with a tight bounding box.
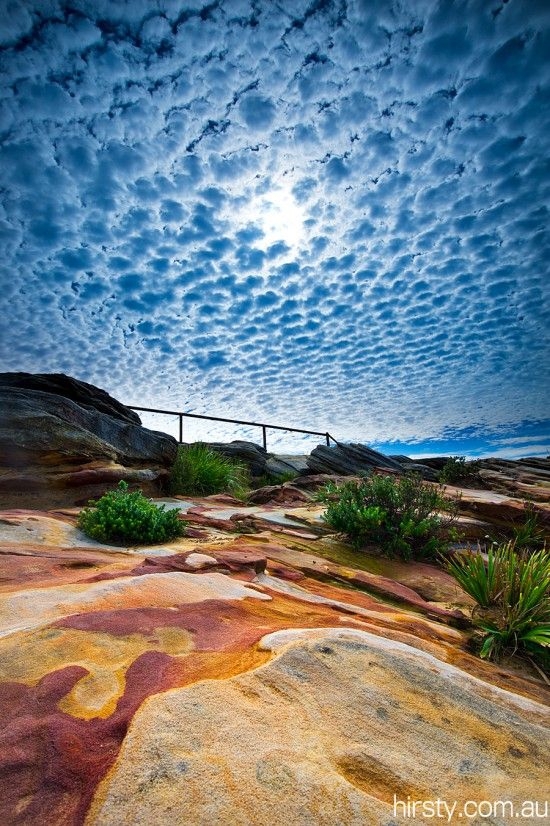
[321,474,458,560]
[509,506,546,551]
[438,455,480,485]
[445,542,550,670]
[78,480,185,545]
[169,443,249,497]
[252,470,298,488]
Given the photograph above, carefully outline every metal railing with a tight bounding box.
[129,405,337,452]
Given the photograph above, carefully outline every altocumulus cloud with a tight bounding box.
[0,0,549,456]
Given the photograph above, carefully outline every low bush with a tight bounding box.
[445,542,550,668]
[78,481,185,545]
[169,443,249,497]
[322,474,457,560]
[438,455,480,485]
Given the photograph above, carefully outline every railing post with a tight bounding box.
[326,432,330,446]
[262,425,267,451]
[179,414,183,444]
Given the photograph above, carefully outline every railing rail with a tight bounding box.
[129,405,337,451]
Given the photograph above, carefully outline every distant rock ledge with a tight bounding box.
[1,373,549,513]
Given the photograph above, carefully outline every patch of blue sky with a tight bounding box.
[372,420,550,461]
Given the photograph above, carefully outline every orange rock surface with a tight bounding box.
[0,486,548,825]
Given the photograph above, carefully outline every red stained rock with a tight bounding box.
[2,470,549,825]
[183,509,240,532]
[267,562,305,581]
[55,600,273,652]
[211,549,266,573]
[345,570,468,625]
[132,548,266,576]
[247,484,311,505]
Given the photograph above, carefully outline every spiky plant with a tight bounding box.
[445,542,550,668]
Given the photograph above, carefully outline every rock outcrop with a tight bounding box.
[476,457,550,502]
[2,374,550,824]
[0,373,177,508]
[89,629,549,826]
[201,440,305,478]
[0,372,140,424]
[306,442,405,476]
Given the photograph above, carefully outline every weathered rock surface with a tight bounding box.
[0,373,141,425]
[441,484,550,534]
[306,442,406,475]
[198,440,271,476]
[88,629,549,826]
[476,457,550,502]
[1,482,549,826]
[199,440,306,479]
[0,374,178,508]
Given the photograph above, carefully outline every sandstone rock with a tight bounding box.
[287,472,356,490]
[306,442,405,476]
[87,628,550,826]
[257,543,468,625]
[0,376,178,508]
[396,460,440,481]
[442,484,550,533]
[477,457,550,502]
[267,454,309,475]
[389,455,442,479]
[2,497,549,826]
[247,483,311,506]
[0,372,140,425]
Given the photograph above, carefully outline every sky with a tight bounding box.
[0,0,549,458]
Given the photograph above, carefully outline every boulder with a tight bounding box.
[199,444,306,480]
[399,462,440,481]
[306,442,405,476]
[0,374,178,508]
[199,441,273,478]
[265,454,307,477]
[247,483,311,506]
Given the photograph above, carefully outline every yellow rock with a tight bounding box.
[0,626,194,719]
[88,628,550,826]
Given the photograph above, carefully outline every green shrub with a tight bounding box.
[322,474,457,560]
[169,443,249,497]
[445,542,550,668]
[438,455,480,485]
[78,481,185,545]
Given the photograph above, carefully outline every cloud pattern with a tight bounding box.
[0,0,549,456]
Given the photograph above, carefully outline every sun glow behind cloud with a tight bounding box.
[260,186,306,250]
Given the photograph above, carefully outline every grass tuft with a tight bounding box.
[169,443,250,497]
